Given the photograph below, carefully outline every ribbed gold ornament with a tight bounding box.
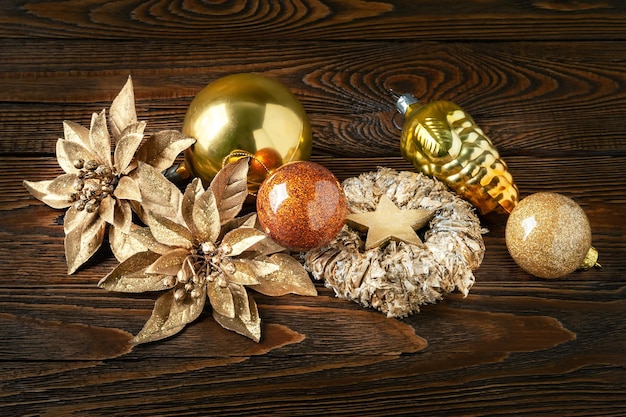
[397,94,519,215]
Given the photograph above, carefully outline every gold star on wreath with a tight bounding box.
[346,195,435,250]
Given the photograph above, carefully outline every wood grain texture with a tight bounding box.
[1,1,625,416]
[2,0,626,41]
[1,39,625,158]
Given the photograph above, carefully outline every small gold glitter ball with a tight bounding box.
[505,192,593,279]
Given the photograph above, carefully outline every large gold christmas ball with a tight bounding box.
[505,192,597,279]
[181,73,312,191]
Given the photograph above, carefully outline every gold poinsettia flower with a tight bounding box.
[23,77,195,274]
[98,158,317,344]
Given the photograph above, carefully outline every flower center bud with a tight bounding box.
[196,241,237,289]
[69,159,118,212]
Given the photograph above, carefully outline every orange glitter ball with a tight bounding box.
[249,147,284,184]
[256,161,347,251]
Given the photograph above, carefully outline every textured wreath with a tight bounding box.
[304,168,486,318]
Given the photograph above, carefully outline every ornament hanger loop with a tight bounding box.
[221,150,271,177]
[222,150,274,197]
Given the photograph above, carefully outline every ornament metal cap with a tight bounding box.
[396,93,419,115]
[580,246,601,270]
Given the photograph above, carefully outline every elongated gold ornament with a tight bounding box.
[396,94,519,215]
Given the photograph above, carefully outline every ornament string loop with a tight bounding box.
[221,150,271,176]
[222,150,274,197]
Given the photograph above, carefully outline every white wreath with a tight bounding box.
[304,168,486,317]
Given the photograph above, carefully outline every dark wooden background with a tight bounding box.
[1,1,625,415]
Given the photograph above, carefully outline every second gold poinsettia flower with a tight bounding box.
[99,158,317,344]
[23,77,196,274]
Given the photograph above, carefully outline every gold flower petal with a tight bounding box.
[63,120,90,146]
[129,227,172,255]
[114,121,146,174]
[133,293,186,344]
[212,290,261,342]
[228,260,261,286]
[189,176,205,200]
[252,253,317,297]
[46,173,80,200]
[56,139,96,174]
[210,158,249,225]
[181,178,203,236]
[218,213,258,240]
[145,213,194,249]
[178,257,194,284]
[89,110,112,167]
[132,285,207,345]
[221,227,267,257]
[136,163,183,222]
[191,186,220,244]
[145,248,189,275]
[63,205,84,234]
[135,130,196,172]
[113,175,142,202]
[242,257,281,277]
[108,76,137,140]
[98,197,131,236]
[239,229,285,256]
[98,251,170,292]
[99,195,115,225]
[109,225,149,262]
[229,284,252,321]
[113,199,133,234]
[64,208,106,274]
[207,280,235,318]
[23,177,73,209]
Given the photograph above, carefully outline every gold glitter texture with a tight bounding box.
[505,192,595,279]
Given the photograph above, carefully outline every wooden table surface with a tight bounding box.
[1,1,625,416]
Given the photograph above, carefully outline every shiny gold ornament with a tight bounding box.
[396,94,519,215]
[505,192,600,279]
[175,73,312,194]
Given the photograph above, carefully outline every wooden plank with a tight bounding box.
[1,2,625,415]
[0,290,624,415]
[2,155,624,285]
[2,0,626,41]
[1,40,625,156]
